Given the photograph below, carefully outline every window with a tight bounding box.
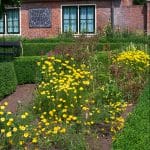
[62,5,95,34]
[79,6,95,33]
[62,6,78,33]
[0,8,20,34]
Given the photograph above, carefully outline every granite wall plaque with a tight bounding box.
[29,8,51,28]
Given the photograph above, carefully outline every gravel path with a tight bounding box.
[0,84,36,113]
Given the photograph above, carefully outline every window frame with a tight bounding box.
[61,4,96,35]
[0,7,21,35]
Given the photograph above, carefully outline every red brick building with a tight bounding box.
[0,0,150,38]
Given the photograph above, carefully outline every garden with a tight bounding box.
[0,32,150,150]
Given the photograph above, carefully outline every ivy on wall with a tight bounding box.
[133,0,146,5]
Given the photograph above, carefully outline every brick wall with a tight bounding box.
[147,1,150,35]
[21,0,149,38]
[21,0,112,38]
[21,2,60,38]
[114,6,146,33]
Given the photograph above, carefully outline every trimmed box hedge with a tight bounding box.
[14,56,42,84]
[96,43,149,51]
[0,62,17,100]
[22,43,58,56]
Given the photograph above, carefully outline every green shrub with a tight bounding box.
[0,62,17,100]
[23,37,74,43]
[133,0,146,5]
[22,43,58,56]
[113,82,150,150]
[96,43,149,51]
[14,56,41,84]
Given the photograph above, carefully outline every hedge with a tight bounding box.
[14,56,42,84]
[96,43,149,51]
[22,43,58,56]
[113,82,150,150]
[0,62,17,100]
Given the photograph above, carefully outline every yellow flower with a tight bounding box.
[7,121,12,126]
[19,141,24,145]
[24,132,29,138]
[0,117,5,122]
[62,114,67,118]
[82,107,89,111]
[1,129,5,133]
[0,111,4,115]
[19,125,26,131]
[13,127,17,132]
[0,106,5,110]
[32,137,38,143]
[9,118,14,122]
[6,131,12,137]
[25,112,29,116]
[60,128,66,133]
[7,112,12,115]
[4,102,8,106]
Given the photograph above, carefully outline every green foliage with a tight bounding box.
[14,56,41,84]
[99,36,149,44]
[0,62,17,100]
[96,43,149,51]
[113,82,150,150]
[22,43,57,56]
[111,45,150,102]
[133,0,146,5]
[0,0,21,14]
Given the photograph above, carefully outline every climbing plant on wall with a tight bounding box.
[133,0,146,5]
[0,0,21,14]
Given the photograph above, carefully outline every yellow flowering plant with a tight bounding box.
[34,56,99,132]
[111,45,150,101]
[113,49,150,74]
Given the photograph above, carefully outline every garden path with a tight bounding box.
[0,84,36,113]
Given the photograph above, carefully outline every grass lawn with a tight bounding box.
[113,81,150,150]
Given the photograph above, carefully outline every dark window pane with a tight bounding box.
[62,6,77,33]
[7,9,19,34]
[79,6,95,33]
[87,7,94,19]
[87,20,94,32]
[0,16,4,33]
[80,20,87,33]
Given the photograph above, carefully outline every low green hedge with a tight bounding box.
[99,35,149,44]
[14,56,42,84]
[0,62,17,100]
[113,82,150,150]
[96,43,149,51]
[22,43,58,56]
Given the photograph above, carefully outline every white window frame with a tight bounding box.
[0,7,21,36]
[61,4,96,36]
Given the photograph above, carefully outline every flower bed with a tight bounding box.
[0,42,149,149]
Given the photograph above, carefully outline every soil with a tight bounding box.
[0,84,36,113]
[0,84,135,150]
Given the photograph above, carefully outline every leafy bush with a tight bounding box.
[113,82,150,150]
[111,44,150,101]
[0,62,17,100]
[96,43,149,51]
[22,43,58,56]
[99,36,149,44]
[133,0,146,5]
[14,56,41,84]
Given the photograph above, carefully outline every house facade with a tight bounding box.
[0,0,150,38]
